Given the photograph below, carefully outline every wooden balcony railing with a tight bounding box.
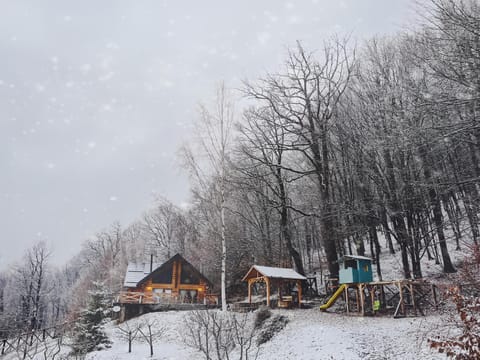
[117,291,219,305]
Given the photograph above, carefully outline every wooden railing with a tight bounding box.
[205,294,220,305]
[118,291,155,304]
[117,291,219,305]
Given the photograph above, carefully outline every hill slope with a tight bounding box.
[86,309,447,360]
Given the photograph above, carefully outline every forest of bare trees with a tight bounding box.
[1,0,479,340]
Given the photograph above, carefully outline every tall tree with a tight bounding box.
[244,39,355,278]
[181,83,235,311]
[237,105,306,275]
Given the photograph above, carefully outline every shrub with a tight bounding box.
[256,314,288,345]
[254,306,272,329]
[429,244,480,358]
[429,288,480,359]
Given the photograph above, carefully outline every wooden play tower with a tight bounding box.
[320,255,440,317]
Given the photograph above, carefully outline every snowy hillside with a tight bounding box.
[85,309,447,360]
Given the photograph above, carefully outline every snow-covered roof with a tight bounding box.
[123,254,213,288]
[341,255,372,261]
[123,262,161,287]
[242,265,307,281]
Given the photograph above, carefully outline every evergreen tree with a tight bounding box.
[71,281,112,355]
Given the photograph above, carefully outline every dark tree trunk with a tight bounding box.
[276,168,305,276]
[419,144,456,273]
[369,225,382,281]
[383,148,411,278]
[380,207,395,254]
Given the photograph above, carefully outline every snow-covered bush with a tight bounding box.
[256,314,288,346]
[254,307,272,329]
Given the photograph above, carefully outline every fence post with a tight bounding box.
[2,339,6,355]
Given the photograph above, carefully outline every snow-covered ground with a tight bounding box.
[84,309,446,360]
[4,224,468,360]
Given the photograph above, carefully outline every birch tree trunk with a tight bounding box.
[180,83,234,312]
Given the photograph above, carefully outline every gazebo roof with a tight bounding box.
[340,255,372,262]
[242,265,307,282]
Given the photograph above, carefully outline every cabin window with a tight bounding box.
[151,262,173,284]
[180,289,198,303]
[180,263,201,284]
[344,259,358,269]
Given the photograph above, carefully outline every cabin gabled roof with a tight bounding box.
[242,265,307,282]
[123,262,162,287]
[123,253,213,288]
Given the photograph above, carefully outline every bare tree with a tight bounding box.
[182,310,259,360]
[180,83,235,311]
[143,196,187,260]
[12,242,51,332]
[244,39,355,278]
[117,321,141,353]
[137,320,166,357]
[237,105,305,275]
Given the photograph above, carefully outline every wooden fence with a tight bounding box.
[1,321,73,359]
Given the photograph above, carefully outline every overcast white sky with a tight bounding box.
[0,0,415,268]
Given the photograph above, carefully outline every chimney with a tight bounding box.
[150,253,154,273]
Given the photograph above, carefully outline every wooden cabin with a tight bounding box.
[118,253,217,306]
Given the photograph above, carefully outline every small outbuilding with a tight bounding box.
[242,265,307,308]
[338,255,373,284]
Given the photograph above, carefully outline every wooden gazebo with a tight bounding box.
[242,265,307,308]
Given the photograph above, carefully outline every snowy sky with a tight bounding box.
[0,0,414,268]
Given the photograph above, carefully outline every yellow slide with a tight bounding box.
[320,284,346,311]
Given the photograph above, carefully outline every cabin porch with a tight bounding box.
[116,290,219,306]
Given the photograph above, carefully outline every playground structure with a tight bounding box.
[320,255,441,317]
[319,284,346,311]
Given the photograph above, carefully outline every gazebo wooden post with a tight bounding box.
[297,280,302,308]
[248,279,252,304]
[265,277,271,307]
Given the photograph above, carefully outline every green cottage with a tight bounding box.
[338,255,373,284]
